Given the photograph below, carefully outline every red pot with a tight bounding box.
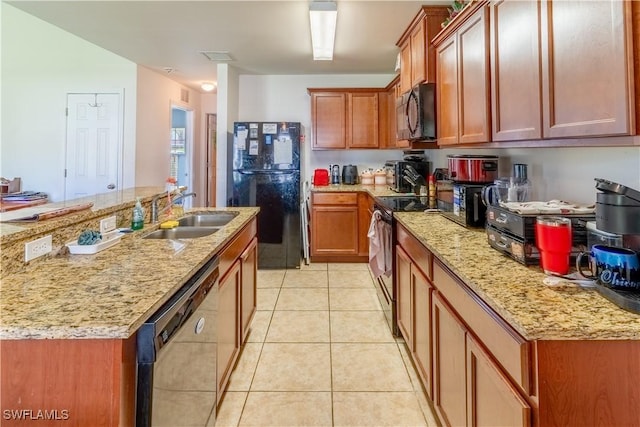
[447,155,499,183]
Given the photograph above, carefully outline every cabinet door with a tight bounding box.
[347,92,379,148]
[433,292,467,427]
[358,193,372,256]
[410,20,426,86]
[311,206,359,256]
[458,5,491,144]
[396,245,412,348]
[240,237,257,344]
[490,0,542,141]
[400,41,412,94]
[413,265,433,399]
[217,260,240,403]
[436,33,459,145]
[541,0,634,138]
[467,335,531,427]
[312,92,346,149]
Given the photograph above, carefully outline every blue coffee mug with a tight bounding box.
[576,245,640,291]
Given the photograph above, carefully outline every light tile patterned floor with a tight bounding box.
[215,262,439,427]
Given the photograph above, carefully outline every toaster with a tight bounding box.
[313,169,329,186]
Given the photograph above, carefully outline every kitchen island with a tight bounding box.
[0,191,259,426]
[394,212,640,427]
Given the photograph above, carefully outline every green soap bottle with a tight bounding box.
[131,197,145,230]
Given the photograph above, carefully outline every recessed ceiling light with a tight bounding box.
[200,51,233,62]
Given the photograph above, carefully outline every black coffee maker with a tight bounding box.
[330,164,340,184]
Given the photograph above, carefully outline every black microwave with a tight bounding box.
[396,83,436,141]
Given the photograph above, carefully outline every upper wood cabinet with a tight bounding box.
[347,92,379,148]
[397,6,449,94]
[435,4,491,146]
[490,0,543,141]
[309,88,382,150]
[540,0,635,138]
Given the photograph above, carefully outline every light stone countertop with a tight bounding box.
[311,184,402,197]
[394,212,640,341]
[0,207,259,340]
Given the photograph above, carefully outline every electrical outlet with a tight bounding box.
[25,235,52,262]
[100,216,117,233]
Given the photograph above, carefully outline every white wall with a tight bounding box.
[216,64,240,207]
[135,66,204,205]
[1,4,137,202]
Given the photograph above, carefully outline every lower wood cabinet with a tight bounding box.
[240,237,257,344]
[217,259,240,404]
[310,191,370,262]
[466,334,531,427]
[432,292,467,427]
[396,245,412,347]
[412,264,433,398]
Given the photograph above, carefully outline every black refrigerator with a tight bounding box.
[229,122,301,269]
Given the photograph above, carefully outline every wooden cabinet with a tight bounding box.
[309,89,383,150]
[490,0,542,141]
[217,260,240,404]
[310,91,346,149]
[311,192,359,256]
[397,6,449,94]
[432,292,467,427]
[396,245,412,347]
[540,0,635,138]
[435,4,491,145]
[466,334,531,427]
[396,224,435,397]
[347,92,379,148]
[240,237,257,344]
[357,192,373,256]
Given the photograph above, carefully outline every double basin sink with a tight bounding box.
[143,211,239,239]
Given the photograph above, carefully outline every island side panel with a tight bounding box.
[535,340,640,427]
[1,337,135,427]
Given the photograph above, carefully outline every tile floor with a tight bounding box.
[214,262,439,427]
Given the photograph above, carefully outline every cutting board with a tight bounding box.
[0,203,94,222]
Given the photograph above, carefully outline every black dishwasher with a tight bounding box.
[136,256,219,427]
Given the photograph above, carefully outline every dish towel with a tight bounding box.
[368,210,392,279]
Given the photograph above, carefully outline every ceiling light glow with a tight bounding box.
[309,1,337,61]
[201,82,216,92]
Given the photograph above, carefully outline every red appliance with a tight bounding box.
[313,169,329,186]
[447,155,498,183]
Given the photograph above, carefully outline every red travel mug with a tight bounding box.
[535,217,572,275]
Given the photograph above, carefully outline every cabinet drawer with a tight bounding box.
[313,192,358,205]
[433,260,531,395]
[219,218,257,280]
[397,224,433,280]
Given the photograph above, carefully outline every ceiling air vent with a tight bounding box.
[180,89,189,104]
[200,51,233,62]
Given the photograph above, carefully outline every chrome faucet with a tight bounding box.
[151,192,196,223]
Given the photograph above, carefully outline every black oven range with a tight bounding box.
[370,196,430,336]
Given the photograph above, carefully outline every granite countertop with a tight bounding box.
[0,207,260,340]
[394,212,640,341]
[311,183,401,197]
[0,187,167,242]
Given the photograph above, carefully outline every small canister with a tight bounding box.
[361,169,374,186]
[374,169,387,186]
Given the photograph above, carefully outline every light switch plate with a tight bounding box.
[25,235,52,262]
[100,216,117,233]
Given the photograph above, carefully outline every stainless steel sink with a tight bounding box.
[177,211,239,227]
[143,226,220,240]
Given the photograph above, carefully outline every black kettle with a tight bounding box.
[342,165,358,185]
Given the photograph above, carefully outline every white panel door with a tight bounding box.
[65,93,121,200]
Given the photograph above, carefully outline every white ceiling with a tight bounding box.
[7,0,450,92]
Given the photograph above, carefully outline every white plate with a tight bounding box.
[66,230,124,254]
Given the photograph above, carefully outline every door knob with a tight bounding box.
[107,183,116,190]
